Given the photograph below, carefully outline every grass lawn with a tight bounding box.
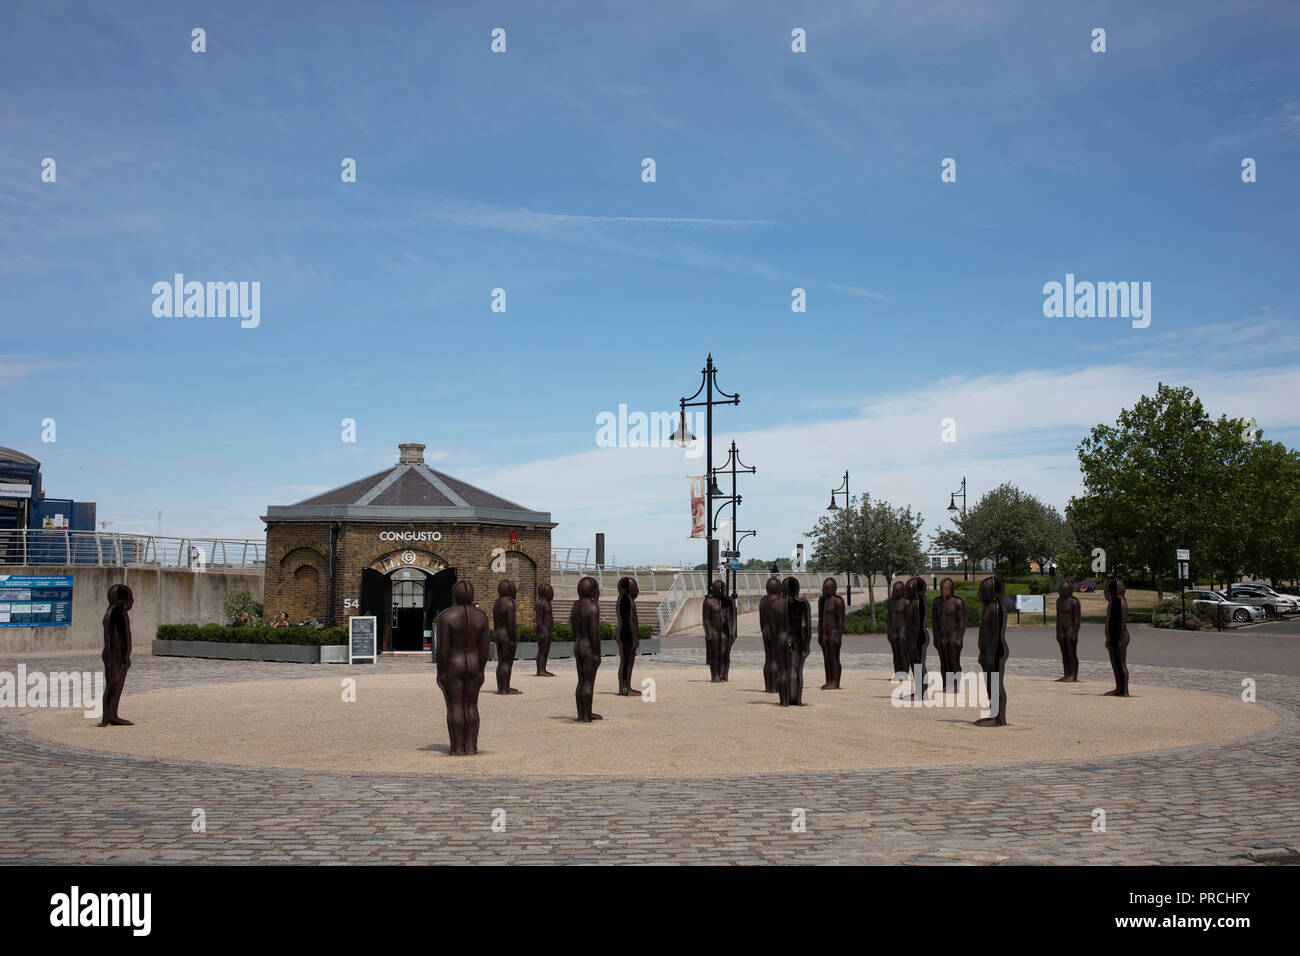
[1009,587,1161,626]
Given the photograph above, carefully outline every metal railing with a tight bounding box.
[551,547,591,571]
[0,529,264,570]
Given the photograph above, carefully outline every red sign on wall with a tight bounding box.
[509,529,518,544]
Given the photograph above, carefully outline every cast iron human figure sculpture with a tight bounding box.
[615,576,641,696]
[904,576,930,696]
[99,584,134,727]
[931,577,966,692]
[702,579,735,682]
[571,576,602,721]
[1103,578,1131,696]
[492,579,521,695]
[534,583,556,677]
[757,576,781,692]
[1055,579,1081,682]
[886,579,911,680]
[777,577,812,705]
[973,575,1009,726]
[436,580,490,754]
[817,577,845,690]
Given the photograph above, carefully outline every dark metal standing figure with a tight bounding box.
[905,576,930,696]
[757,576,781,692]
[571,576,603,721]
[931,577,966,692]
[1103,578,1131,697]
[778,577,812,706]
[886,579,911,680]
[817,577,845,690]
[99,584,134,727]
[702,578,733,682]
[720,582,737,682]
[973,576,1009,727]
[615,576,641,696]
[1055,579,1081,683]
[436,580,490,754]
[534,583,556,677]
[492,579,521,695]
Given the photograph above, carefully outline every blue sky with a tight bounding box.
[2,0,1298,564]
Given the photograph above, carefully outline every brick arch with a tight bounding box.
[280,544,326,572]
[495,542,542,569]
[367,548,453,576]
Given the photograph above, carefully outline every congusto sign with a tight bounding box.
[378,531,442,542]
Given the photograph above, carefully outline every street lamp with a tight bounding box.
[673,354,740,591]
[827,471,851,605]
[947,475,968,581]
[713,440,756,601]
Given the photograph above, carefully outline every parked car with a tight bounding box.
[1217,584,1300,615]
[1187,590,1266,624]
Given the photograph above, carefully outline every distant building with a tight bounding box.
[261,442,555,654]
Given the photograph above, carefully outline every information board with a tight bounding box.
[349,615,377,663]
[1016,594,1045,613]
[0,574,74,627]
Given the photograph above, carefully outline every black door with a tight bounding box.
[360,567,391,652]
[424,568,457,660]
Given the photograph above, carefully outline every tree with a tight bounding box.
[1068,383,1300,597]
[806,493,926,616]
[934,482,1070,574]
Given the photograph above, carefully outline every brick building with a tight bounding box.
[262,442,554,653]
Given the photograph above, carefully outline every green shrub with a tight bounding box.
[222,588,263,625]
[157,623,345,645]
[518,625,537,642]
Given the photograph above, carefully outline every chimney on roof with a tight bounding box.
[398,442,426,465]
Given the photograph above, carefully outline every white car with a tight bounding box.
[1221,584,1300,615]
[1188,590,1266,624]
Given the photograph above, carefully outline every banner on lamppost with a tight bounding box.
[689,477,706,538]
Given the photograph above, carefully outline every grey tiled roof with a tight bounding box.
[266,461,551,525]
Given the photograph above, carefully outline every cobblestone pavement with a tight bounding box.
[1,648,1297,864]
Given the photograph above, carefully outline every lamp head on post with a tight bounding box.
[670,410,696,446]
[948,494,957,512]
[827,496,839,511]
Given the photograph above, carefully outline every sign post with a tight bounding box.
[0,575,74,627]
[348,615,377,664]
[1176,549,1190,626]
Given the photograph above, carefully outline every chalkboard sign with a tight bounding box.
[349,615,377,663]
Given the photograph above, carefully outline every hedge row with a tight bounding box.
[156,623,347,645]
[515,622,653,642]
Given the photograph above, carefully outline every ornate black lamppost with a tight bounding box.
[826,470,852,605]
[671,354,740,591]
[947,475,968,581]
[713,440,756,601]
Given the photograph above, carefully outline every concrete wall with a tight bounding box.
[0,566,263,653]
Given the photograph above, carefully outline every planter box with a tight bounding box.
[152,639,343,663]
[320,645,350,664]
[488,638,660,661]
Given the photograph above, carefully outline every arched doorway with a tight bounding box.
[360,563,458,653]
[361,549,455,653]
[388,568,427,652]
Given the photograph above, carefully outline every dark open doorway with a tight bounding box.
[424,568,457,635]
[360,567,391,651]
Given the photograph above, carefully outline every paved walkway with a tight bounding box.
[1,647,1297,864]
